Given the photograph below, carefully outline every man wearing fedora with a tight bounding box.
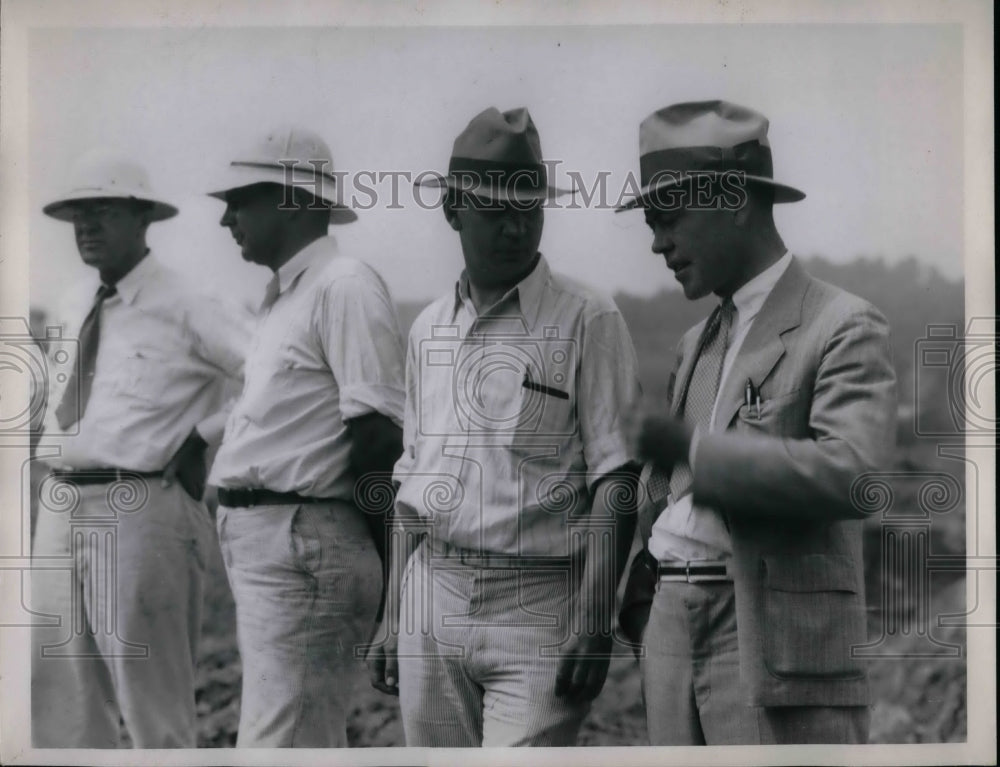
[617,100,897,744]
[368,107,641,746]
[207,127,405,747]
[31,150,250,747]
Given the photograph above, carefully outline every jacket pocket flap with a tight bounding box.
[763,554,860,593]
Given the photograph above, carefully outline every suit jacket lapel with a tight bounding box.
[715,257,809,430]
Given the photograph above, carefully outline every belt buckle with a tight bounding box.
[686,560,725,584]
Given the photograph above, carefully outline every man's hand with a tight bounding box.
[555,631,614,703]
[366,620,399,696]
[637,415,693,475]
[162,429,208,501]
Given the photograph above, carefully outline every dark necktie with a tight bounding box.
[55,283,117,430]
[641,298,736,539]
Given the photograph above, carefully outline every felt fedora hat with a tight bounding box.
[43,150,178,222]
[616,100,806,212]
[208,126,357,225]
[417,107,572,202]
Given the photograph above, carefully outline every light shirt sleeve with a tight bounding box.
[578,309,642,490]
[186,298,254,445]
[392,328,419,488]
[318,273,406,426]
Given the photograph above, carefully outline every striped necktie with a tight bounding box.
[54,283,117,430]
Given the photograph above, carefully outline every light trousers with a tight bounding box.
[397,540,590,747]
[641,580,870,745]
[217,501,381,747]
[31,480,211,748]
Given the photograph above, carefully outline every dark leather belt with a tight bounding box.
[217,487,338,508]
[47,468,164,486]
[429,539,574,570]
[657,559,732,583]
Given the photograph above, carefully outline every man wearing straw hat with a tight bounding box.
[207,127,405,747]
[31,150,250,747]
[617,101,896,744]
[368,107,641,746]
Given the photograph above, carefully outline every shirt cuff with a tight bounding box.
[584,432,632,492]
[340,384,405,428]
[196,410,229,446]
[688,427,702,473]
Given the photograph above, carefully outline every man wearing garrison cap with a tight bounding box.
[368,107,641,746]
[618,101,897,744]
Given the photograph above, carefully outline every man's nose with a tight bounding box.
[74,217,100,235]
[500,212,529,237]
[651,227,673,255]
[219,205,235,228]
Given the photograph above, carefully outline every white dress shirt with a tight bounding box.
[649,251,793,561]
[43,254,252,471]
[393,255,641,557]
[209,236,405,499]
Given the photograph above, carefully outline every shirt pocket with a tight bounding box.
[509,376,576,465]
[760,554,867,680]
[104,349,176,405]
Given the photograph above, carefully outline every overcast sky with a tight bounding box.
[27,22,963,316]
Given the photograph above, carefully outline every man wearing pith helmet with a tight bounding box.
[368,107,641,746]
[31,150,250,747]
[207,127,405,747]
[618,100,896,744]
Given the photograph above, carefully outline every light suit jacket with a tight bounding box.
[646,256,897,707]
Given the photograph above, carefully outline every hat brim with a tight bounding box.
[416,173,572,202]
[207,165,358,225]
[42,193,178,222]
[614,173,805,212]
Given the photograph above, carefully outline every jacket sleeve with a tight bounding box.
[691,302,897,521]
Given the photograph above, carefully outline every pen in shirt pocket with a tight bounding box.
[522,369,569,400]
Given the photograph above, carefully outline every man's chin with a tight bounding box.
[675,277,703,301]
[78,251,105,267]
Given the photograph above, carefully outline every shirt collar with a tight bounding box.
[113,251,158,306]
[729,250,793,323]
[451,254,550,330]
[273,235,337,296]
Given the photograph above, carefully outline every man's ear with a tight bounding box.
[733,198,752,228]
[443,192,462,232]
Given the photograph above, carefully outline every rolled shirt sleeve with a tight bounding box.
[318,271,406,427]
[578,309,642,490]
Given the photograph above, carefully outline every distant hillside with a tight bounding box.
[396,255,964,409]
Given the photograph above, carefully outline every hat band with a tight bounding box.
[447,157,548,192]
[639,141,773,187]
[230,160,341,184]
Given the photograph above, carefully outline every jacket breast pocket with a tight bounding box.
[734,388,804,436]
[761,554,866,680]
